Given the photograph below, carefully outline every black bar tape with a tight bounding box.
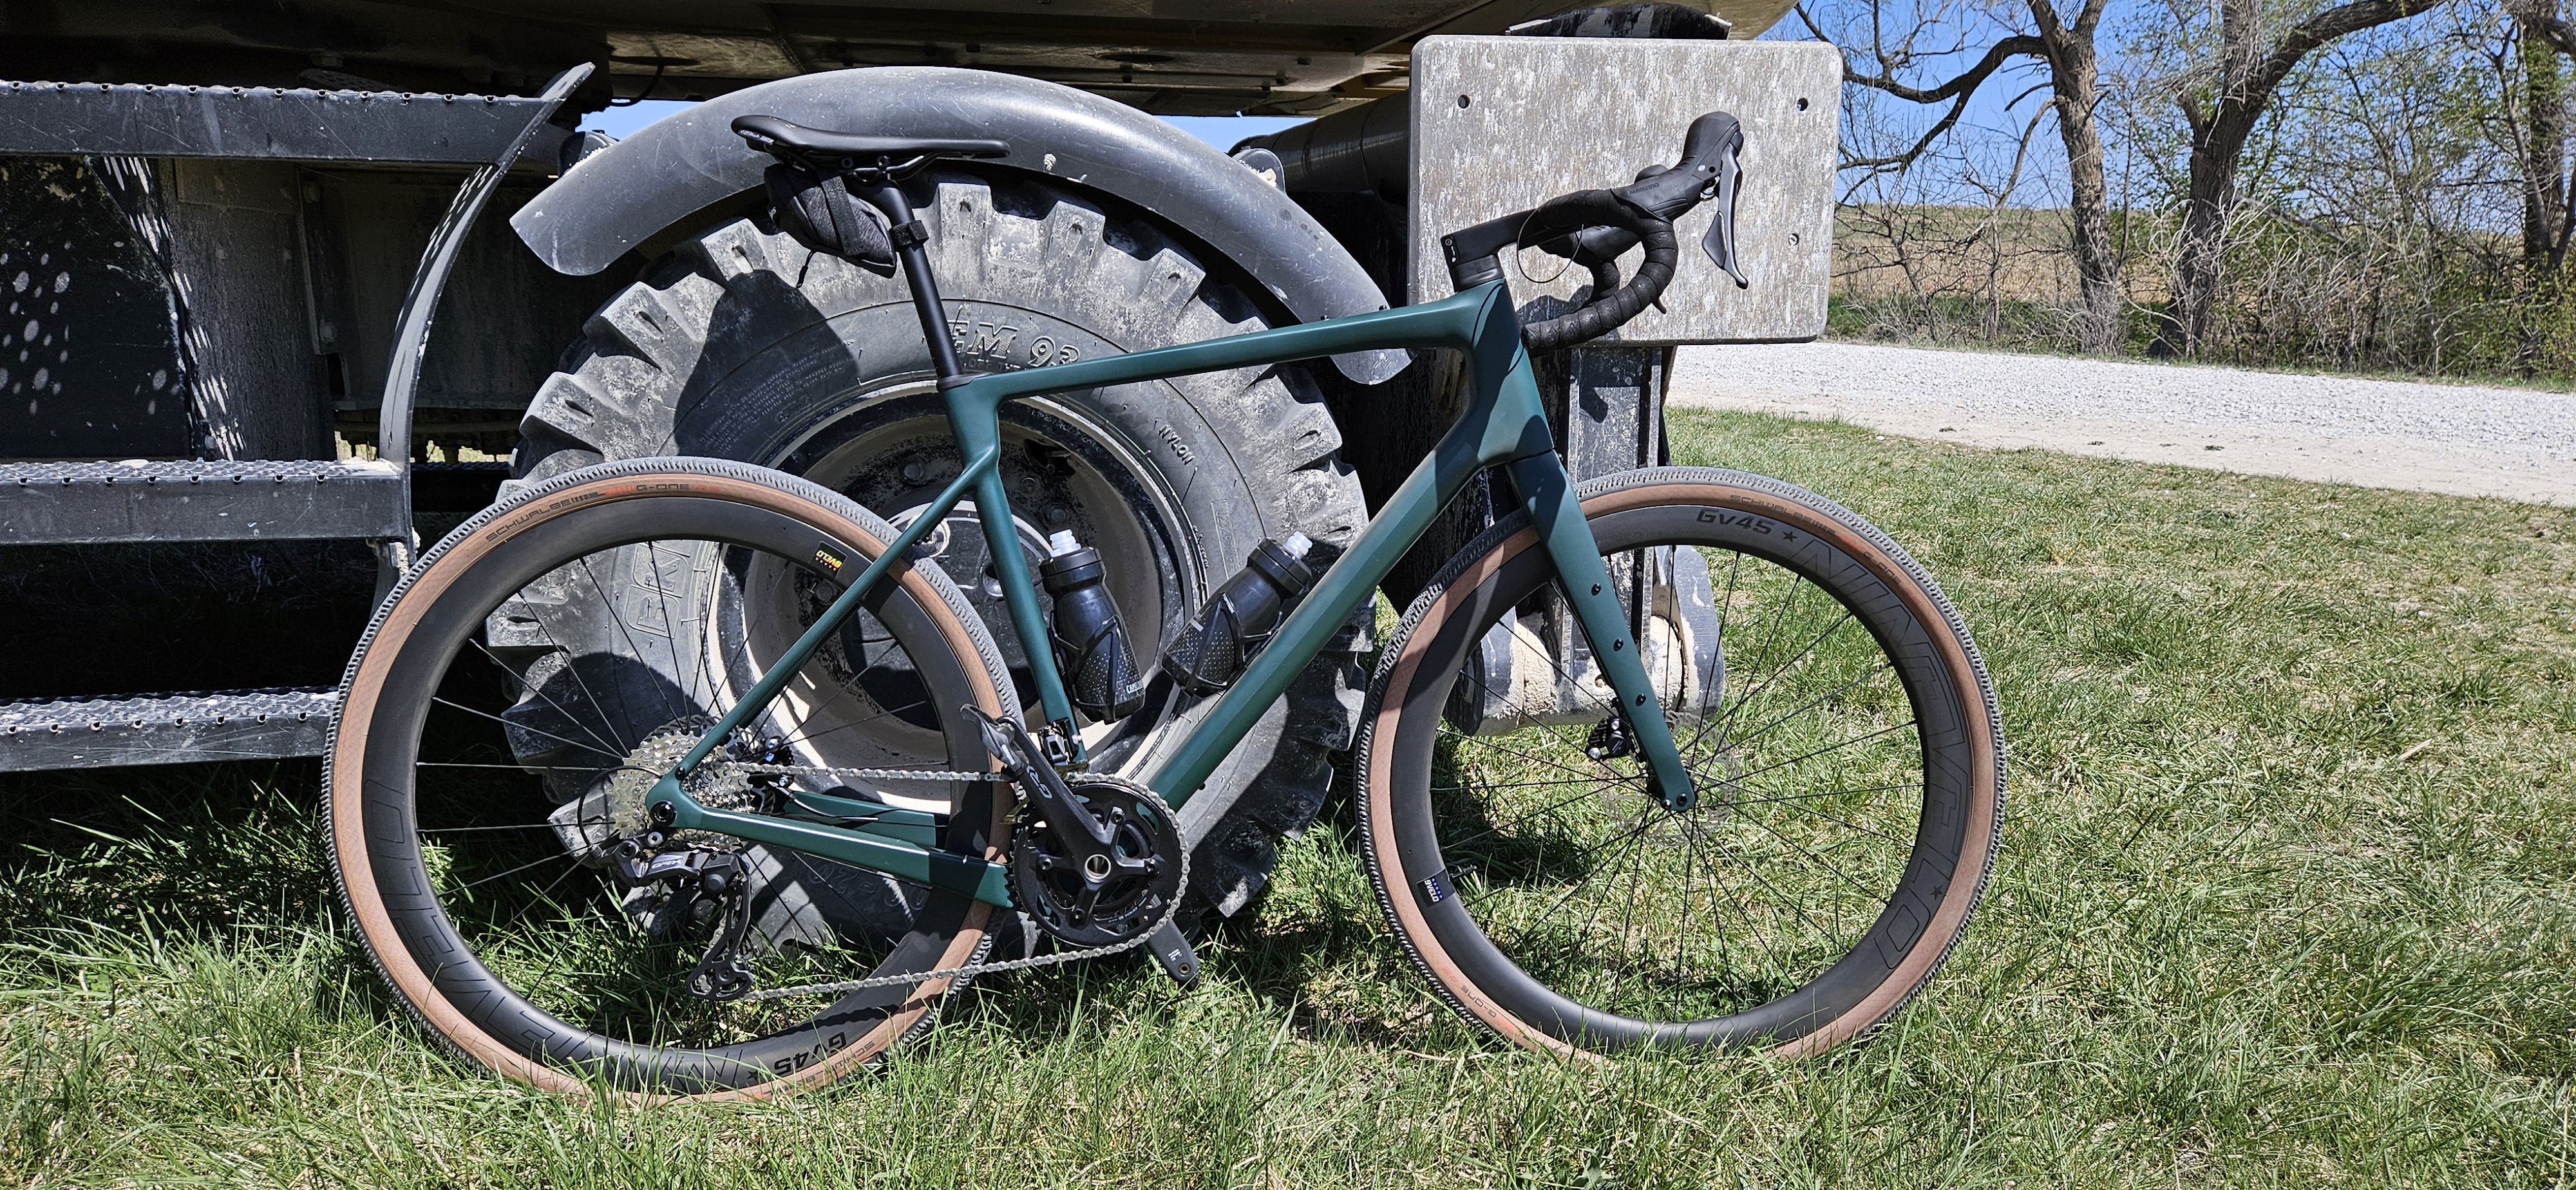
[1517,189,1679,354]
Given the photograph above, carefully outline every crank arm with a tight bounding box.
[961,705,1118,858]
[1147,919,1200,990]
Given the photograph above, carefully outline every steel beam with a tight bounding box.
[0,80,574,167]
[0,686,338,770]
[0,459,408,544]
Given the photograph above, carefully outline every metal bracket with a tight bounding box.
[0,80,578,166]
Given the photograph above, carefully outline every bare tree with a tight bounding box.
[2031,0,2123,352]
[2509,0,2575,272]
[2149,0,2455,358]
[1816,0,2130,352]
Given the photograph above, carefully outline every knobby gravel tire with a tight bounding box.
[327,458,1018,1099]
[1357,467,2004,1057]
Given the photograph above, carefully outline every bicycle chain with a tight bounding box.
[713,762,1189,1002]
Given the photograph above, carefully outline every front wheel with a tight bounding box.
[1358,468,2003,1057]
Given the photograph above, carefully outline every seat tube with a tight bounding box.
[972,458,1081,741]
[934,374,1081,755]
[853,171,1083,754]
[1504,452,1698,809]
[858,180,967,382]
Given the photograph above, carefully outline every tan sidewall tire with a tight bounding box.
[327,466,1012,1101]
[1359,474,2002,1059]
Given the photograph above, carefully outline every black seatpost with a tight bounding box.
[853,179,967,383]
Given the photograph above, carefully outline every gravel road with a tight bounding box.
[1669,342,2576,506]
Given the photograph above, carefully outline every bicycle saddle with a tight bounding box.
[731,115,1007,167]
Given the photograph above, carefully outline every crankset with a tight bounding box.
[1010,773,1184,947]
[962,707,1198,983]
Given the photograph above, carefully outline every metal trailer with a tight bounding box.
[0,0,1825,914]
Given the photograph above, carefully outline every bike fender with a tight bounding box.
[510,67,1406,384]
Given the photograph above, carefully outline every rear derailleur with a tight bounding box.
[608,841,759,1001]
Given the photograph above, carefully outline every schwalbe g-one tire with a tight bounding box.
[506,169,1369,919]
[327,458,1020,1097]
[1357,468,2004,1058]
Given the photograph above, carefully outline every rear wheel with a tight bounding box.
[1359,468,2002,1056]
[327,458,1017,1097]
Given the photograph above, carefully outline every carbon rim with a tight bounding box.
[1368,478,1996,1052]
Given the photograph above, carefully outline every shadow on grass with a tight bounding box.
[0,750,1439,1061]
[0,759,404,1026]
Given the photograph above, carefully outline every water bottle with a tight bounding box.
[1039,531,1146,722]
[1161,533,1317,696]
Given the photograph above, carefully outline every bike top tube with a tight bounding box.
[946,283,1506,411]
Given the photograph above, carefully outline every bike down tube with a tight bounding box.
[1134,286,1697,813]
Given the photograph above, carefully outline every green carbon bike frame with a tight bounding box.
[639,276,1700,908]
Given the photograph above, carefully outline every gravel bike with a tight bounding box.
[325,109,2003,1097]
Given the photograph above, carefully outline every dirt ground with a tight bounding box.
[1671,341,2576,507]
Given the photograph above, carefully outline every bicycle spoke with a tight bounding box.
[431,696,624,759]
[1703,658,1893,758]
[578,552,687,729]
[1698,824,1849,954]
[764,693,934,753]
[1683,815,1793,981]
[1725,719,1918,787]
[421,820,587,835]
[416,760,614,772]
[1688,609,1857,756]
[1439,730,1628,789]
[446,847,576,894]
[1435,775,1642,852]
[643,540,708,713]
[1738,807,1891,906]
[1722,782,1920,809]
[464,636,620,747]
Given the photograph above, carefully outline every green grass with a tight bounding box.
[3,408,2571,1187]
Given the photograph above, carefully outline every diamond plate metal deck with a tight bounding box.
[0,459,408,543]
[0,686,339,770]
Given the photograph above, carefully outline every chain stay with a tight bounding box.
[706,762,1188,1002]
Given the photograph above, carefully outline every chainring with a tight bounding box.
[1010,773,1186,949]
